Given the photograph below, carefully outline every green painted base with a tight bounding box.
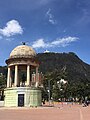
[4,87,42,107]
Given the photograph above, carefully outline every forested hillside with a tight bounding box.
[37,52,90,82]
[0,52,90,101]
[37,52,90,101]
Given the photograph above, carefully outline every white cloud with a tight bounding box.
[32,39,46,48]
[46,8,56,25]
[6,38,14,42]
[32,36,78,48]
[77,9,90,25]
[0,20,23,37]
[51,36,78,47]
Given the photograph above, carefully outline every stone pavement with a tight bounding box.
[0,103,90,120]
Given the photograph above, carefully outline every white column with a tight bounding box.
[7,67,11,87]
[27,65,30,86]
[14,65,18,87]
[9,75,12,87]
[35,66,39,87]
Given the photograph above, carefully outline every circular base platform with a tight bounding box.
[4,87,42,107]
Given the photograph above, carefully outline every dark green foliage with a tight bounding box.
[0,66,7,78]
[37,52,90,101]
[0,73,6,88]
[37,52,90,82]
[0,52,90,101]
[0,66,7,88]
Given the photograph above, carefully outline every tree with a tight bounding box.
[0,73,6,88]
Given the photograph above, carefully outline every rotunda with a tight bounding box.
[4,43,42,107]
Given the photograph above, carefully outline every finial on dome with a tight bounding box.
[22,42,26,45]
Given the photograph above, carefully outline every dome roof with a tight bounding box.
[10,45,36,58]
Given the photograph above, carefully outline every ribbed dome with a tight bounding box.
[10,45,36,58]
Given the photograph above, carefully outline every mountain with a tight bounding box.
[0,52,90,83]
[0,52,90,100]
[37,52,90,83]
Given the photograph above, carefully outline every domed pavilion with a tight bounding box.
[4,43,42,107]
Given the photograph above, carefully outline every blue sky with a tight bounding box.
[0,0,90,66]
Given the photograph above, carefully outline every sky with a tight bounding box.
[0,0,90,66]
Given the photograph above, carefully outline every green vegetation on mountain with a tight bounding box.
[37,52,90,101]
[37,52,90,81]
[0,52,90,101]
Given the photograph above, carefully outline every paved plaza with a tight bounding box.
[0,103,90,120]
